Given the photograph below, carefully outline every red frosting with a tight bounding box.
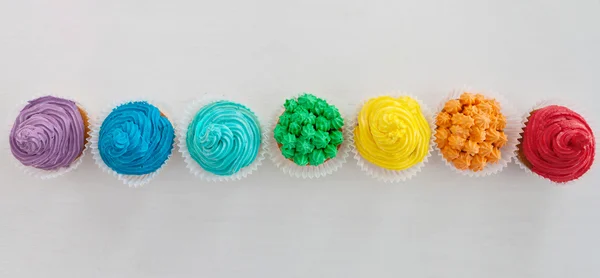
[522,105,595,183]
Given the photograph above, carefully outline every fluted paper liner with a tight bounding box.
[6,93,92,179]
[349,93,435,182]
[177,94,267,182]
[90,99,175,187]
[434,87,521,177]
[514,99,597,185]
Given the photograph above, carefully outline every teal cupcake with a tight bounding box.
[178,97,265,181]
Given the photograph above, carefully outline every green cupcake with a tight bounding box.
[274,93,345,166]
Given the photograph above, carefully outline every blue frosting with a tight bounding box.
[98,101,174,175]
[186,100,261,176]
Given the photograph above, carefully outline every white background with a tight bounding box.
[1,0,599,277]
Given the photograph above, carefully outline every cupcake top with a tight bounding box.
[435,92,507,172]
[354,96,431,170]
[186,100,261,176]
[98,101,174,175]
[274,93,344,166]
[520,105,595,183]
[9,96,86,170]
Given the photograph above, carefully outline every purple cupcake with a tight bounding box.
[9,96,90,178]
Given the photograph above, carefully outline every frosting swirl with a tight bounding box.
[187,101,261,176]
[98,101,174,175]
[521,105,595,183]
[10,96,86,170]
[354,96,431,170]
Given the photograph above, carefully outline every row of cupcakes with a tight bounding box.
[7,90,595,186]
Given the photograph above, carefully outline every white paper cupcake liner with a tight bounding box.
[434,86,521,177]
[514,99,597,185]
[349,93,435,182]
[268,93,350,179]
[89,98,176,187]
[6,93,92,179]
[176,94,267,182]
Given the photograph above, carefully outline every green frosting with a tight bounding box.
[278,112,292,127]
[330,130,343,146]
[281,146,295,159]
[315,116,330,132]
[284,99,298,112]
[324,144,338,159]
[301,124,316,140]
[274,124,287,144]
[295,137,314,155]
[298,94,318,111]
[293,152,309,166]
[313,130,331,149]
[304,113,316,125]
[323,106,340,120]
[309,149,326,166]
[288,122,301,136]
[291,110,309,125]
[281,133,296,148]
[314,100,328,115]
[330,116,344,130]
[275,93,343,166]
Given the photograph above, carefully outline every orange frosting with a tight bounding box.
[448,134,466,150]
[470,154,487,172]
[452,152,472,170]
[437,92,508,172]
[436,112,452,128]
[444,99,462,114]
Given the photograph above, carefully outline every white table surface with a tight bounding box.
[1,0,598,277]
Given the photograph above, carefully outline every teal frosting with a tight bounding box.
[324,144,338,159]
[330,130,344,146]
[186,101,261,176]
[315,116,330,132]
[309,149,326,166]
[99,101,174,175]
[313,130,331,149]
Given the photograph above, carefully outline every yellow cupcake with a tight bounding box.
[354,96,431,170]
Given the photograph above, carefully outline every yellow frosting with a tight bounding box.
[354,96,431,170]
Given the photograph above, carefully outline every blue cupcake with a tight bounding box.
[91,101,175,186]
[178,98,265,181]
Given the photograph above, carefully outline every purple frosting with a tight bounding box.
[9,96,85,170]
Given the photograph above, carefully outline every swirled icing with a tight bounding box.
[186,101,261,176]
[98,101,174,175]
[9,96,86,170]
[354,96,431,170]
[521,105,595,183]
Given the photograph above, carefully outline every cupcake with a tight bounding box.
[352,95,434,182]
[178,97,266,181]
[435,89,519,176]
[516,102,595,183]
[269,93,349,178]
[90,101,175,187]
[9,95,90,179]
